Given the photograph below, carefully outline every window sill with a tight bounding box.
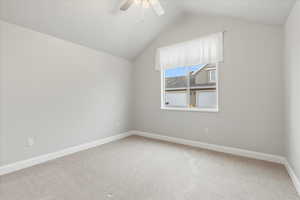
[160,107,219,113]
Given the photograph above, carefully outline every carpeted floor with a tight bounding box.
[0,136,299,200]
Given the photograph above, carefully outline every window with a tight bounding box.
[156,32,223,112]
[161,63,218,112]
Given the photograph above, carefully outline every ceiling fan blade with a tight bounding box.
[120,0,135,11]
[149,0,165,16]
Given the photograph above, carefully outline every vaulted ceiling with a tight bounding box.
[0,0,296,60]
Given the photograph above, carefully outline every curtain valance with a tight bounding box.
[155,32,223,71]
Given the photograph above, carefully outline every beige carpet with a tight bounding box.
[0,136,299,200]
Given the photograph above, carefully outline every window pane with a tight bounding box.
[165,92,187,107]
[196,91,217,108]
[164,67,189,107]
[192,64,217,109]
[163,64,217,110]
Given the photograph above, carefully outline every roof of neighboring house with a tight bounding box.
[166,75,216,90]
[191,64,216,75]
[191,64,208,75]
[165,83,216,91]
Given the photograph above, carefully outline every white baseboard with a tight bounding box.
[284,160,300,196]
[1,129,299,197]
[132,130,285,164]
[0,132,132,176]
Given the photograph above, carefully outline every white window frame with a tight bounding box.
[161,63,219,112]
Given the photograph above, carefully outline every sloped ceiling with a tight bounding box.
[0,0,296,60]
[181,0,296,25]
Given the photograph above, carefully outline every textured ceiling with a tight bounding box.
[0,0,296,60]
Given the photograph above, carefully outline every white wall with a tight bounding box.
[133,14,285,155]
[0,21,132,166]
[284,0,300,182]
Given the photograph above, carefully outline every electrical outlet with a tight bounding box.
[27,137,35,147]
[107,193,113,198]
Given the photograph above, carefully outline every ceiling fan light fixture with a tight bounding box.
[142,0,150,8]
[120,0,165,16]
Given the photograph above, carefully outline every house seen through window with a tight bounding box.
[162,63,218,110]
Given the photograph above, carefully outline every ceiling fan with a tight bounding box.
[120,0,165,16]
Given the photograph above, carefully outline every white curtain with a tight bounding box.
[155,32,223,71]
